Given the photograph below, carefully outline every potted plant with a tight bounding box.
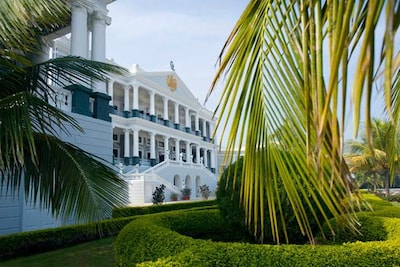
[199,184,211,200]
[181,187,191,200]
[170,193,178,201]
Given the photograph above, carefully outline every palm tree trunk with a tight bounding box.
[385,170,390,196]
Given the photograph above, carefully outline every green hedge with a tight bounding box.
[112,200,217,218]
[0,216,134,260]
[0,200,216,259]
[114,209,226,266]
[320,212,400,243]
[135,240,400,267]
[318,194,400,243]
[0,201,216,261]
[358,193,393,210]
[115,201,400,267]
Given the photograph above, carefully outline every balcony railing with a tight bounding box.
[113,157,216,174]
[110,108,213,143]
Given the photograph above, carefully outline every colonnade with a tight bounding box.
[117,128,216,171]
[108,80,215,139]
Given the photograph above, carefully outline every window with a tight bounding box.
[113,134,118,141]
[139,137,142,144]
[146,138,150,145]
[159,141,164,148]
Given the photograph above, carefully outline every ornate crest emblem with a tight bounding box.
[166,75,177,91]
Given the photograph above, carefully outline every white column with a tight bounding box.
[202,120,207,137]
[132,129,139,157]
[175,139,180,161]
[150,133,156,160]
[196,145,200,164]
[195,113,199,132]
[174,103,179,124]
[164,136,169,160]
[186,142,191,163]
[209,122,214,139]
[149,91,155,116]
[163,97,169,120]
[210,150,215,169]
[204,149,208,167]
[71,3,88,58]
[91,11,108,93]
[133,85,139,110]
[124,85,130,111]
[91,11,106,62]
[124,129,130,157]
[107,79,114,106]
[185,107,190,129]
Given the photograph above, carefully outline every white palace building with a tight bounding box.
[0,0,218,235]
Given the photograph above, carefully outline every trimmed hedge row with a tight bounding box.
[112,200,217,218]
[320,212,400,243]
[115,202,400,266]
[0,216,134,260]
[0,200,215,260]
[319,194,400,243]
[134,240,400,267]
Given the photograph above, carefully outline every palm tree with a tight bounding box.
[0,1,128,225]
[345,119,400,196]
[207,1,400,243]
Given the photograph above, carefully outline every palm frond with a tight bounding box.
[206,0,400,243]
[4,132,128,223]
[0,0,129,226]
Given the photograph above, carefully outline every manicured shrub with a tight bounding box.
[369,206,400,218]
[360,193,393,210]
[320,214,388,243]
[152,184,166,205]
[0,216,134,260]
[115,210,218,266]
[112,199,217,218]
[1,200,218,260]
[318,196,400,243]
[115,208,400,267]
[217,157,331,244]
[143,240,400,267]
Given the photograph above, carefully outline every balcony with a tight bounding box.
[110,108,212,142]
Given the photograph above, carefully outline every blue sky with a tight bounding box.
[106,0,249,111]
[105,1,398,143]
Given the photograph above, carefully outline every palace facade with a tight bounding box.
[0,0,218,235]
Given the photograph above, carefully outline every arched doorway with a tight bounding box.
[185,175,191,189]
[173,175,181,189]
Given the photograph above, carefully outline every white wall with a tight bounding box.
[0,112,113,236]
[0,186,22,235]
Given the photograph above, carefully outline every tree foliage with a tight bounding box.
[345,119,400,195]
[0,0,128,224]
[208,0,400,243]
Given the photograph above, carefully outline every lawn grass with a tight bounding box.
[392,202,400,207]
[0,237,116,267]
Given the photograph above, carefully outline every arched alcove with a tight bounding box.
[173,175,181,189]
